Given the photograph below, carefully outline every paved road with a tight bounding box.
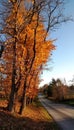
[38,94,74,130]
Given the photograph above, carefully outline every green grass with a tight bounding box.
[64,100,74,106]
[32,97,42,107]
[60,99,74,106]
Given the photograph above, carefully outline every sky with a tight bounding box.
[39,0,74,87]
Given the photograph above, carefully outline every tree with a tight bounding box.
[47,78,68,101]
[0,0,70,114]
[47,83,53,97]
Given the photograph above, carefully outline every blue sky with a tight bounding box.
[39,0,74,87]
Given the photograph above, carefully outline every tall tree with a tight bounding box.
[0,0,70,114]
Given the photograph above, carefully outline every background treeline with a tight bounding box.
[40,78,74,102]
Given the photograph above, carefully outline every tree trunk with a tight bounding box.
[18,81,27,114]
[19,89,26,114]
[7,84,15,112]
[7,41,16,112]
[7,68,16,112]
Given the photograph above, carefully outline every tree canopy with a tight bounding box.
[0,0,69,114]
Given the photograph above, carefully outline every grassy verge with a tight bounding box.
[60,99,74,106]
[47,95,74,107]
[0,98,59,130]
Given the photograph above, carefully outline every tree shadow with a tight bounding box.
[0,110,57,130]
[1,108,74,130]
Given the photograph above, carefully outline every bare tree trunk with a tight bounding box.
[7,83,15,112]
[19,85,26,114]
[7,40,16,112]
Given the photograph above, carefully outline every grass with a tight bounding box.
[47,95,74,106]
[0,98,59,130]
[60,99,74,106]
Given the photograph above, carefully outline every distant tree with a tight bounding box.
[70,85,74,90]
[51,78,68,101]
[47,83,53,97]
[70,75,74,86]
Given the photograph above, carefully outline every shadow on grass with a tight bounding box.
[0,110,57,130]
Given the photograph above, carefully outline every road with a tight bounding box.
[38,94,74,130]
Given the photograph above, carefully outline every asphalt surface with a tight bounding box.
[38,94,74,130]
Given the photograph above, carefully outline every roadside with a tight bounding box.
[0,98,59,130]
[43,93,74,107]
[59,99,74,107]
[38,94,74,130]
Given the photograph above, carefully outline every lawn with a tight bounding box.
[0,98,59,130]
[61,99,74,106]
